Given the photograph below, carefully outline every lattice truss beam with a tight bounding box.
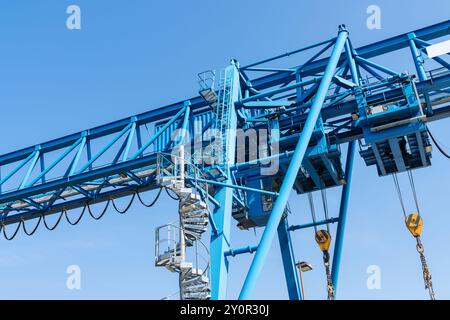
[0,20,449,236]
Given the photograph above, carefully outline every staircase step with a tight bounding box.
[155,254,182,272]
[183,215,208,222]
[158,176,181,184]
[180,261,193,271]
[182,281,209,290]
[183,218,208,225]
[180,193,203,205]
[155,257,170,267]
[183,292,211,300]
[177,188,194,197]
[189,268,205,276]
[185,234,202,242]
[180,202,207,213]
[184,229,205,237]
[180,207,208,216]
[182,275,209,285]
[182,285,211,293]
[156,249,182,263]
[184,225,208,233]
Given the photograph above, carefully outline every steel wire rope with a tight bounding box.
[320,188,330,233]
[392,173,407,218]
[307,193,318,233]
[407,170,422,218]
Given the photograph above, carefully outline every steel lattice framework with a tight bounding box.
[1,20,450,300]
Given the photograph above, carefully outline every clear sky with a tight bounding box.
[0,0,450,300]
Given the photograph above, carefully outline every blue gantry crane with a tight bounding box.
[1,20,450,300]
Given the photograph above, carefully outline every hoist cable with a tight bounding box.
[307,193,318,233]
[392,173,407,218]
[395,171,436,300]
[407,170,421,217]
[320,188,330,233]
[426,126,450,159]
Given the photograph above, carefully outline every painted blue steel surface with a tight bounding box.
[0,20,450,300]
[277,218,302,300]
[239,27,350,299]
[331,141,356,293]
[210,62,240,300]
[244,179,271,228]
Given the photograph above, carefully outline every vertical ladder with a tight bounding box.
[212,68,234,166]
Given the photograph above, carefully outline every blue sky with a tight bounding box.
[0,0,450,299]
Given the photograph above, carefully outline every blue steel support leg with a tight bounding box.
[277,217,302,300]
[272,111,301,300]
[239,26,349,300]
[210,61,240,300]
[329,37,360,295]
[331,140,356,292]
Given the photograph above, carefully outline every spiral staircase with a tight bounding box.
[155,152,211,300]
